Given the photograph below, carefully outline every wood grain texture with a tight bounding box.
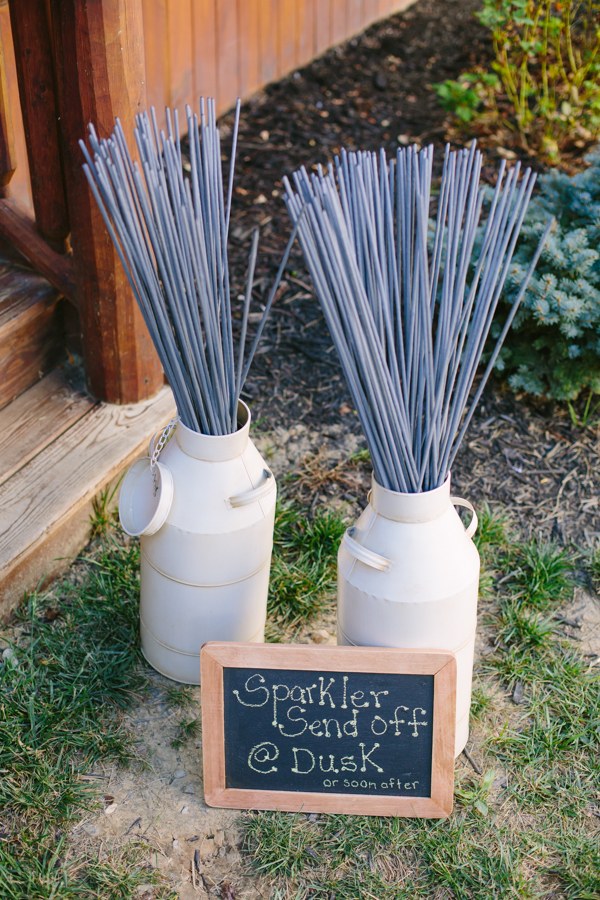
[192,0,218,103]
[237,0,260,99]
[330,0,348,47]
[0,5,33,214]
[51,0,163,404]
[201,643,456,818]
[347,0,365,34]
[258,0,279,86]
[0,16,15,189]
[8,0,69,246]
[0,0,418,206]
[142,0,169,110]
[0,384,176,612]
[279,0,298,78]
[167,0,193,110]
[0,369,95,485]
[204,784,451,817]
[0,200,76,301]
[216,0,239,110]
[361,0,378,27]
[204,642,455,674]
[296,0,316,65]
[0,299,62,409]
[0,259,64,410]
[430,654,456,816]
[201,648,226,795]
[314,0,331,56]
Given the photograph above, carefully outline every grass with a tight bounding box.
[589,545,600,594]
[89,478,122,538]
[242,508,600,898]
[2,475,597,897]
[0,475,346,893]
[0,836,167,899]
[242,808,536,898]
[0,536,174,898]
[267,501,347,628]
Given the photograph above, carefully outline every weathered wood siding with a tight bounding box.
[1,0,412,212]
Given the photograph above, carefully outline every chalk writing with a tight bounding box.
[224,667,435,797]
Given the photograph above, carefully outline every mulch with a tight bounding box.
[213,0,598,549]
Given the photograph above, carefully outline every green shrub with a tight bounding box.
[492,149,600,401]
[433,0,600,162]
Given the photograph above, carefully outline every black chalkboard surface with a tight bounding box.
[224,666,434,796]
[201,643,456,818]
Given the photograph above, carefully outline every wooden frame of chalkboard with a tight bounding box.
[201,643,456,818]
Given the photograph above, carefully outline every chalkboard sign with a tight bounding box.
[201,643,456,817]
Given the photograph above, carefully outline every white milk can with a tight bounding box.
[119,401,276,684]
[337,475,479,756]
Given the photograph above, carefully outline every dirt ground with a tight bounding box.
[66,0,598,896]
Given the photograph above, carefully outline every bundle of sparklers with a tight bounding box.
[284,143,551,492]
[82,101,550,480]
[81,100,295,435]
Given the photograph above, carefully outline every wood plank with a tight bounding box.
[393,0,415,13]
[192,0,218,104]
[258,0,278,85]
[0,263,64,410]
[0,5,33,216]
[0,246,56,317]
[0,385,176,615]
[383,0,412,20]
[237,0,260,99]
[0,369,95,485]
[362,0,381,28]
[0,199,76,301]
[347,0,365,35]
[8,0,70,247]
[278,0,298,77]
[216,0,239,112]
[314,0,331,57]
[52,0,164,404]
[167,0,193,111]
[330,0,347,46]
[142,0,169,112]
[296,0,316,67]
[0,17,16,188]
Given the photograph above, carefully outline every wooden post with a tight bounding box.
[0,26,16,191]
[51,0,163,404]
[8,0,69,247]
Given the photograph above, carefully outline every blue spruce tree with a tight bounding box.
[494,150,600,401]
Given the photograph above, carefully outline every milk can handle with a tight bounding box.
[229,470,274,508]
[451,496,478,539]
[342,527,391,572]
[149,417,178,465]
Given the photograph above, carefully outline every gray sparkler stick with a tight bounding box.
[285,142,549,493]
[82,100,296,436]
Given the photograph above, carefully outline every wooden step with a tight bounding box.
[0,369,176,616]
[0,250,65,410]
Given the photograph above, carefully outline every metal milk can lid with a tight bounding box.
[118,457,174,536]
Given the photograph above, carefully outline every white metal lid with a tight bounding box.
[118,457,174,536]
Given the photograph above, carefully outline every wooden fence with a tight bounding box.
[4,0,411,215]
[143,0,412,113]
